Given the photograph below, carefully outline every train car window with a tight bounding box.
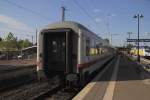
[52,41,57,53]
[86,39,90,56]
[96,45,100,55]
[62,42,65,46]
[86,40,102,56]
[89,42,100,56]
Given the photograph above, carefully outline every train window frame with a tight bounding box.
[85,39,102,56]
[86,38,90,56]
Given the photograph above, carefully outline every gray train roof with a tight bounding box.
[42,21,94,34]
[41,21,110,45]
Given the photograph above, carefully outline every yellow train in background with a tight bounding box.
[130,46,150,57]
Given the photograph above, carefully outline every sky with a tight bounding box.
[0,0,150,46]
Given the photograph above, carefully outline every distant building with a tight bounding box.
[20,45,37,59]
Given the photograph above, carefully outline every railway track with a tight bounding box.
[0,65,35,73]
[0,56,115,100]
[0,76,61,100]
[35,56,115,100]
[35,84,79,100]
[0,65,37,92]
[0,65,72,100]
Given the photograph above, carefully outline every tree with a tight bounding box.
[4,32,18,50]
[0,39,5,50]
[126,44,134,49]
[18,39,32,49]
[0,32,33,51]
[18,39,24,49]
[104,38,110,44]
[23,39,32,48]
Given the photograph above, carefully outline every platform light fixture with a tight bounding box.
[133,14,144,62]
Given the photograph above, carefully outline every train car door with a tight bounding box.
[43,29,72,77]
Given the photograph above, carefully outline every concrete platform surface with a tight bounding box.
[73,55,150,100]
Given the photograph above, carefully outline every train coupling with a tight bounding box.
[65,73,79,86]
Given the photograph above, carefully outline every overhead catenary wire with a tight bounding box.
[72,0,101,29]
[1,0,45,42]
[2,0,50,21]
[3,0,104,36]
[4,0,100,29]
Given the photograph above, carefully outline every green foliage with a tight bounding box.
[18,39,32,49]
[3,32,18,51]
[23,39,32,48]
[5,32,15,41]
[0,32,32,51]
[0,40,5,50]
[126,44,134,50]
[18,39,24,49]
[104,38,109,43]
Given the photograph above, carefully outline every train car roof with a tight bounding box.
[41,21,111,46]
[42,21,95,35]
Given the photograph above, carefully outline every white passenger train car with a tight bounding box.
[37,21,114,85]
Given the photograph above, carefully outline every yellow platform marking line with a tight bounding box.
[73,57,116,100]
[102,56,120,100]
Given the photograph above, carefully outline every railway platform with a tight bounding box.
[73,54,150,100]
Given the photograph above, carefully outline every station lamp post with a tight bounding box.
[133,14,144,62]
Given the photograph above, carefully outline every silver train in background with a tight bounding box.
[37,21,116,86]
